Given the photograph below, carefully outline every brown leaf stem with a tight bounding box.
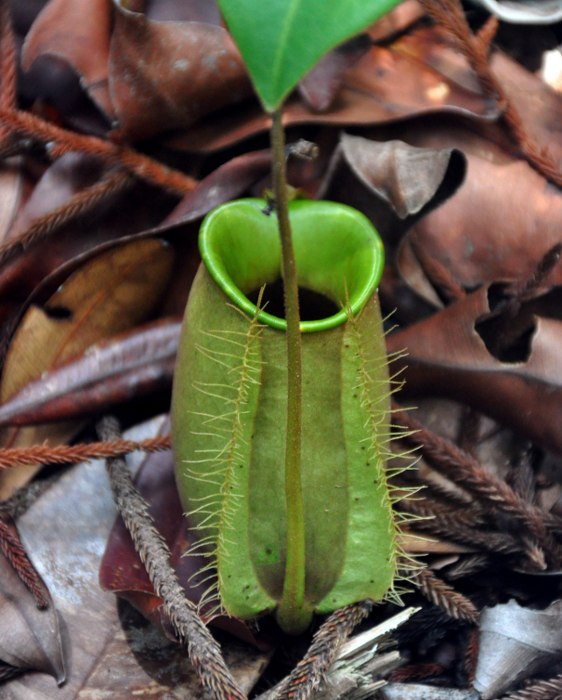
[0,516,50,608]
[0,168,135,267]
[392,404,561,565]
[0,433,172,469]
[403,499,536,563]
[412,568,479,623]
[270,601,373,700]
[0,1,16,114]
[388,663,444,683]
[419,0,562,189]
[97,416,245,700]
[0,107,197,194]
[498,674,562,700]
[463,626,478,684]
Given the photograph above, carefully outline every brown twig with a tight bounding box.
[404,501,535,561]
[0,516,50,608]
[412,568,479,623]
[445,553,490,579]
[0,475,59,519]
[463,626,479,684]
[270,601,373,700]
[0,168,134,267]
[0,107,197,195]
[0,433,172,469]
[419,0,562,189]
[0,0,16,149]
[392,403,561,566]
[388,663,444,683]
[0,1,15,114]
[97,416,245,700]
[498,674,562,700]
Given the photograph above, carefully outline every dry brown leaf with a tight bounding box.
[21,0,114,119]
[169,32,497,153]
[387,285,562,455]
[0,238,174,496]
[108,0,252,141]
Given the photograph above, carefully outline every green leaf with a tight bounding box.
[216,0,403,112]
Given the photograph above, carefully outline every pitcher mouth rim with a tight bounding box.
[199,198,385,333]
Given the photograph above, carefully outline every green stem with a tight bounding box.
[270,108,310,634]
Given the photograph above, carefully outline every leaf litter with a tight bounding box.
[0,0,560,698]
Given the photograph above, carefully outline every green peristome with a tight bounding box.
[171,199,397,631]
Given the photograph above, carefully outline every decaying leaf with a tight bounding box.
[0,238,174,496]
[474,599,562,699]
[170,29,497,152]
[387,284,562,454]
[0,544,64,684]
[321,133,466,254]
[0,153,176,313]
[396,127,562,304]
[0,319,181,426]
[297,35,371,113]
[109,0,252,141]
[21,0,114,118]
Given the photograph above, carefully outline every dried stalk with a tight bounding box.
[0,433,172,469]
[97,416,245,700]
[463,626,478,685]
[0,1,15,113]
[0,107,197,195]
[412,568,479,623]
[499,674,562,700]
[268,601,373,700]
[0,168,134,267]
[0,476,58,519]
[392,404,561,565]
[0,517,49,608]
[445,554,490,579]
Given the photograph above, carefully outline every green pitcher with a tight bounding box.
[171,198,401,633]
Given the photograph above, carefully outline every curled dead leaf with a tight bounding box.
[109,0,252,141]
[169,29,497,153]
[387,285,562,454]
[21,0,114,119]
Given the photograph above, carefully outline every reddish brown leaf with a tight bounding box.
[298,35,371,113]
[21,0,114,119]
[0,238,174,497]
[387,285,562,454]
[169,31,497,153]
[394,125,562,303]
[108,1,252,142]
[0,318,181,426]
[0,153,176,310]
[158,149,273,229]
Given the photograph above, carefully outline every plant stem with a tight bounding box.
[270,108,310,634]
